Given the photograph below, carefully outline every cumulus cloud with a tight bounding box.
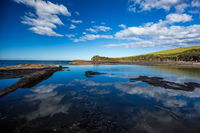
[104,41,156,48]
[65,34,75,38]
[14,0,71,36]
[128,0,182,12]
[118,24,127,29]
[175,3,189,13]
[86,28,98,33]
[86,25,112,33]
[128,0,200,15]
[192,0,200,7]
[94,26,112,31]
[73,34,113,42]
[188,10,200,14]
[104,13,199,48]
[166,13,192,23]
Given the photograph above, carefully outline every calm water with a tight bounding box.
[0,65,200,133]
[0,60,71,67]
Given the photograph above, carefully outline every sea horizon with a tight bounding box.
[0,60,72,67]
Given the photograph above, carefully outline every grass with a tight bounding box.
[92,46,200,62]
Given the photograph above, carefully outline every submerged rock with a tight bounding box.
[130,76,200,91]
[84,71,104,77]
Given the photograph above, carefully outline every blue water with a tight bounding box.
[0,65,200,133]
[0,60,71,67]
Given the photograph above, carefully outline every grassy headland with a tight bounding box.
[91,46,200,62]
[70,46,200,66]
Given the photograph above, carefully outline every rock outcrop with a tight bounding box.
[0,64,64,97]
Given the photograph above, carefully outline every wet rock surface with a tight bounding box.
[130,76,200,91]
[0,64,66,79]
[84,71,105,77]
[0,69,58,97]
[0,64,65,97]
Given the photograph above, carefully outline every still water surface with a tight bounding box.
[0,65,200,133]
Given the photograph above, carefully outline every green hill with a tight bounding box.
[92,46,200,62]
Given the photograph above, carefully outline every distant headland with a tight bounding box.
[69,46,200,67]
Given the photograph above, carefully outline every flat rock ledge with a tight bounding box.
[0,64,63,79]
[0,64,62,70]
[0,64,65,97]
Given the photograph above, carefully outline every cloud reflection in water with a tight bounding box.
[24,84,71,120]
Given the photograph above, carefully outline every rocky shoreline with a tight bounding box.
[0,64,65,97]
[69,60,200,67]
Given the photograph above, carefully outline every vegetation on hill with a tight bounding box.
[91,46,200,62]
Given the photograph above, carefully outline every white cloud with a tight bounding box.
[15,0,70,36]
[166,13,192,23]
[71,19,83,24]
[105,24,200,47]
[86,25,112,33]
[192,0,200,7]
[69,24,76,29]
[188,10,200,14]
[104,13,199,48]
[128,0,200,14]
[175,3,189,13]
[118,24,127,29]
[86,28,98,33]
[65,34,75,38]
[93,26,112,32]
[73,34,113,42]
[104,41,155,48]
[128,0,182,12]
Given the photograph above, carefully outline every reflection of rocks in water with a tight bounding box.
[84,71,104,77]
[130,76,200,91]
[114,82,200,108]
[23,84,71,120]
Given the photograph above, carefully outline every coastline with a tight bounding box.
[69,60,200,68]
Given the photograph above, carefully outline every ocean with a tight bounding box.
[0,60,71,67]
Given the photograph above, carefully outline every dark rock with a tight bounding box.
[130,76,200,91]
[84,71,104,77]
[0,64,63,79]
[0,68,60,97]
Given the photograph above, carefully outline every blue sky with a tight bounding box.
[0,0,200,60]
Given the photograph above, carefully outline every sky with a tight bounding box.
[0,0,200,60]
